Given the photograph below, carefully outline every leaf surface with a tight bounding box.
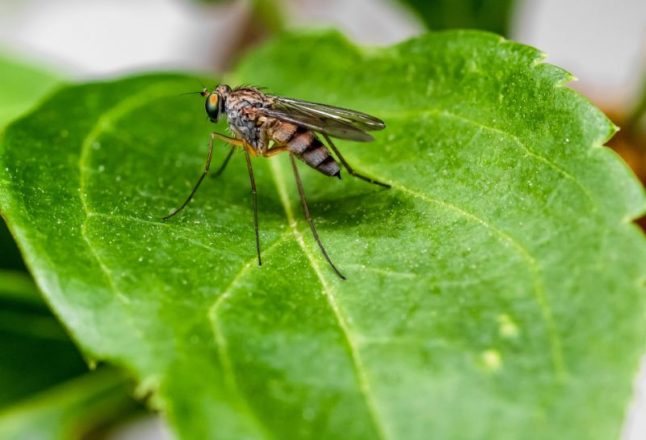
[0,53,62,270]
[1,31,645,439]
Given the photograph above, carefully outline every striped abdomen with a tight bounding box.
[271,122,340,177]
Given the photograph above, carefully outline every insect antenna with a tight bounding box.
[177,90,204,97]
[177,79,212,97]
[289,154,346,280]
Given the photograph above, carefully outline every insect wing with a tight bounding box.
[262,96,385,142]
[276,97,385,130]
[260,108,373,141]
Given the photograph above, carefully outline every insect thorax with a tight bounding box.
[224,88,271,149]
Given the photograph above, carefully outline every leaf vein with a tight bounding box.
[86,211,229,255]
[268,157,390,440]
[392,182,568,379]
[77,85,178,351]
[208,232,292,440]
[382,108,596,209]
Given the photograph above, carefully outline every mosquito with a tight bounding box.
[163,84,390,280]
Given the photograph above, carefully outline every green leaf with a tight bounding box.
[627,70,646,138]
[0,54,140,438]
[191,0,285,33]
[0,273,86,408]
[0,30,645,439]
[0,270,138,439]
[0,53,62,271]
[398,0,516,35]
[0,368,138,440]
[0,220,27,271]
[0,270,42,304]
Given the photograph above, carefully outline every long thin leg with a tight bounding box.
[289,154,346,280]
[244,151,262,266]
[261,145,289,157]
[163,133,216,221]
[211,146,235,179]
[322,133,391,189]
[212,132,259,159]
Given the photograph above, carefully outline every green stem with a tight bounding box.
[626,71,646,137]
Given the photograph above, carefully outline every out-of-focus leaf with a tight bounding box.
[0,273,86,408]
[0,53,62,129]
[0,220,26,271]
[0,269,44,309]
[0,369,136,440]
[0,31,645,439]
[0,55,138,438]
[0,272,138,439]
[194,0,284,33]
[609,71,646,196]
[627,71,646,138]
[398,0,516,35]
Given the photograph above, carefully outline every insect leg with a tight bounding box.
[244,150,262,266]
[212,132,245,147]
[212,132,259,156]
[210,146,235,179]
[162,132,216,221]
[322,133,391,189]
[262,145,290,157]
[289,154,346,280]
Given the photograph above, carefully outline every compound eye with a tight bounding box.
[205,93,219,121]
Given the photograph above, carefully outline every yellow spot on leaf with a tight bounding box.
[481,349,502,372]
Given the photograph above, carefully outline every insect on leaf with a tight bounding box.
[0,31,645,439]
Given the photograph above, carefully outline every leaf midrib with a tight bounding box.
[209,232,292,440]
[262,144,568,438]
[268,157,391,440]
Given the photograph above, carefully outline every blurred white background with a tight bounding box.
[0,0,644,438]
[1,0,644,108]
